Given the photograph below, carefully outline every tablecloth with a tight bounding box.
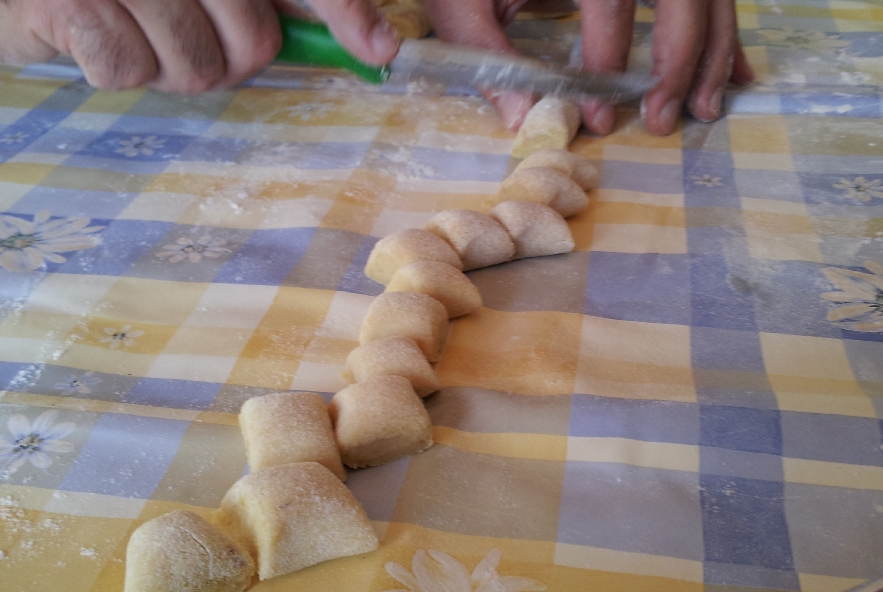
[1,2,882,591]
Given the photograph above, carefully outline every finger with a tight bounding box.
[642,0,708,135]
[730,39,755,86]
[426,0,534,130]
[199,0,282,88]
[119,0,225,94]
[308,0,399,65]
[579,0,637,135]
[55,0,158,90]
[0,1,59,65]
[685,0,736,123]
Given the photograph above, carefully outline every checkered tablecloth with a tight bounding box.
[1,2,882,591]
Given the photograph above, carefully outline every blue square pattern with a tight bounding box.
[178,136,252,164]
[584,252,691,325]
[691,327,767,372]
[781,93,883,118]
[124,378,223,411]
[0,268,47,318]
[8,186,137,220]
[298,141,373,170]
[16,126,101,156]
[408,147,509,182]
[108,114,214,136]
[700,405,783,456]
[337,235,384,296]
[58,413,190,498]
[839,32,883,57]
[558,462,704,560]
[781,411,883,467]
[798,172,883,207]
[345,456,410,522]
[700,447,784,483]
[77,131,195,162]
[56,219,175,276]
[214,227,315,285]
[683,150,739,208]
[0,362,44,391]
[690,253,759,331]
[599,160,684,194]
[569,394,700,445]
[701,475,796,574]
[727,92,783,116]
[0,109,70,163]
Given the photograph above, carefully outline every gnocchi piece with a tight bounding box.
[424,209,515,271]
[497,166,589,218]
[365,228,463,286]
[510,96,581,159]
[124,510,254,592]
[513,148,599,190]
[381,4,431,39]
[344,336,440,397]
[490,201,575,259]
[329,375,433,468]
[239,392,345,481]
[215,462,378,581]
[359,291,448,362]
[386,260,482,318]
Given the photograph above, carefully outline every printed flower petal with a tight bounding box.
[7,414,31,439]
[849,319,883,331]
[827,303,874,321]
[43,421,76,441]
[386,562,421,591]
[472,548,502,585]
[864,260,883,279]
[822,268,877,300]
[34,210,52,224]
[28,450,53,469]
[427,549,471,588]
[838,268,883,291]
[1,214,33,234]
[0,248,41,272]
[820,291,859,302]
[31,410,60,434]
[497,576,548,591]
[4,454,28,475]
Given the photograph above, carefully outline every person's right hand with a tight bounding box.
[0,0,400,94]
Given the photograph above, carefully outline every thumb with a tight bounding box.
[301,0,400,65]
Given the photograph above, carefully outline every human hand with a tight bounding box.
[425,0,754,136]
[580,0,755,136]
[0,0,399,93]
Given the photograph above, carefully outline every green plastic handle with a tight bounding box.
[276,16,389,84]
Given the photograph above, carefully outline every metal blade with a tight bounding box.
[388,39,656,103]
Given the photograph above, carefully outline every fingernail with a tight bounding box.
[591,104,615,135]
[706,88,723,120]
[657,98,681,134]
[370,19,400,59]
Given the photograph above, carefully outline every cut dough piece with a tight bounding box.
[329,375,433,468]
[490,201,575,259]
[365,228,463,285]
[125,510,254,592]
[344,336,440,397]
[510,96,581,159]
[496,166,589,218]
[215,462,378,581]
[386,260,482,318]
[514,148,599,190]
[424,209,515,271]
[359,291,448,362]
[239,392,345,481]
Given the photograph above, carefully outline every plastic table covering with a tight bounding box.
[1,2,882,591]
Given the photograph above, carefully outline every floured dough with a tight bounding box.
[425,209,515,271]
[359,291,449,362]
[511,96,581,159]
[214,462,378,581]
[513,148,599,190]
[496,166,589,217]
[329,375,433,468]
[239,392,345,481]
[125,510,254,592]
[344,335,440,397]
[365,228,463,285]
[386,260,482,318]
[490,201,575,258]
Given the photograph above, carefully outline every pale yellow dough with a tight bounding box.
[344,335,440,397]
[425,209,515,271]
[513,148,599,190]
[490,201,575,259]
[239,392,345,481]
[124,510,254,592]
[386,260,482,318]
[329,375,433,468]
[214,462,378,581]
[496,166,589,218]
[365,228,463,285]
[359,291,449,362]
[510,96,581,159]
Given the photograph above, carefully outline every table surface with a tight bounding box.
[1,2,882,591]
